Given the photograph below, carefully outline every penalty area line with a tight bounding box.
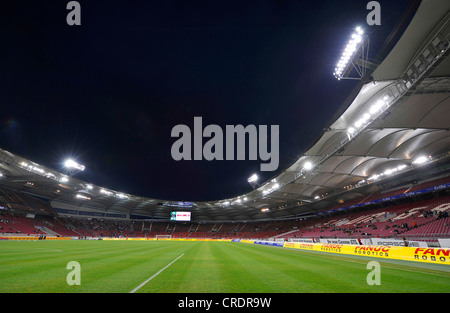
[129,253,184,293]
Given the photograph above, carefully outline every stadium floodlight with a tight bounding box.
[333,26,377,80]
[247,174,258,183]
[397,164,407,171]
[303,161,313,170]
[262,182,281,196]
[64,159,85,171]
[412,156,429,165]
[247,173,259,189]
[116,193,129,200]
[76,194,91,200]
[369,100,385,114]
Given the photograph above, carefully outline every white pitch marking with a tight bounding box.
[129,253,184,293]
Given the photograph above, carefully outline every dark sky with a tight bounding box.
[0,0,412,201]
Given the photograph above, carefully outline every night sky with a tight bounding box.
[0,0,412,201]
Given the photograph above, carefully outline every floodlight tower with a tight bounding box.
[333,26,378,81]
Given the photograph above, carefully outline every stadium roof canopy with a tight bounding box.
[0,0,449,222]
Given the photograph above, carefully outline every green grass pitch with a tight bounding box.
[0,240,449,293]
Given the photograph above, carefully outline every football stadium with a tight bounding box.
[0,0,449,302]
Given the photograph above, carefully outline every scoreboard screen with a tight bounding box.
[170,211,191,221]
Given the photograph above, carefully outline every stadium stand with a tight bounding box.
[0,161,449,248]
[1,184,448,243]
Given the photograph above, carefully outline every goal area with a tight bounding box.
[155,235,172,240]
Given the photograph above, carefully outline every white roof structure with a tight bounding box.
[0,0,449,222]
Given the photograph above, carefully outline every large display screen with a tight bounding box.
[170,211,191,221]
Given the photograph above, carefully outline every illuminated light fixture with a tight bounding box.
[334,26,365,80]
[262,182,281,196]
[247,173,259,189]
[412,156,429,165]
[116,193,129,200]
[354,119,363,128]
[76,194,91,200]
[369,99,385,114]
[100,189,113,196]
[397,164,407,171]
[384,168,396,176]
[32,166,45,174]
[45,172,56,179]
[368,173,380,181]
[303,161,313,170]
[261,208,269,212]
[247,174,258,183]
[85,184,93,190]
[64,159,85,171]
[368,163,409,183]
[60,176,69,183]
[303,161,314,171]
[347,127,356,135]
[354,113,371,128]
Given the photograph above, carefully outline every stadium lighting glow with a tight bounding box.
[100,189,113,196]
[116,193,129,200]
[262,182,281,195]
[412,156,429,165]
[334,26,364,80]
[247,174,258,183]
[369,100,385,114]
[384,168,395,176]
[303,161,313,170]
[76,194,91,200]
[397,164,407,171]
[64,159,85,171]
[354,113,371,128]
[368,163,409,182]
